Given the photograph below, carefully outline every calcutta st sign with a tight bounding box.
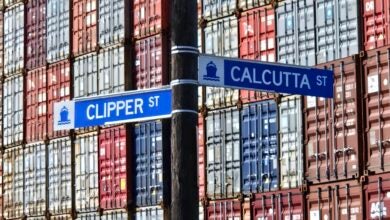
[198,55,334,98]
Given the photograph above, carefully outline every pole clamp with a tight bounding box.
[171,109,198,115]
[171,45,199,55]
[170,79,198,87]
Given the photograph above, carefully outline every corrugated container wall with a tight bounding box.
[98,0,124,47]
[98,46,125,94]
[198,114,206,199]
[48,137,72,215]
[307,180,363,220]
[46,0,70,63]
[74,52,98,98]
[206,199,242,219]
[238,0,270,11]
[24,142,47,217]
[99,125,129,210]
[75,133,99,212]
[76,212,100,220]
[133,0,168,39]
[279,96,303,189]
[26,67,47,143]
[239,5,276,104]
[47,60,71,139]
[276,0,316,66]
[3,74,23,147]
[363,47,390,174]
[206,107,240,199]
[305,56,363,184]
[364,173,390,219]
[0,76,3,146]
[3,146,23,219]
[363,0,390,51]
[135,34,168,89]
[50,214,72,219]
[251,189,305,220]
[204,16,239,110]
[241,100,278,193]
[72,0,97,56]
[4,3,24,76]
[202,0,236,20]
[101,210,128,220]
[134,121,170,207]
[0,12,4,76]
[134,206,164,219]
[0,154,3,220]
[26,0,47,70]
[4,0,22,7]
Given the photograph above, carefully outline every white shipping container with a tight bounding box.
[76,212,100,220]
[75,133,98,212]
[27,217,46,220]
[202,0,236,20]
[276,0,316,66]
[279,95,303,189]
[203,16,239,110]
[46,0,70,63]
[48,137,72,215]
[316,0,359,63]
[4,3,24,76]
[99,0,124,47]
[3,146,23,219]
[50,214,72,220]
[24,142,47,217]
[98,45,125,94]
[101,210,128,220]
[74,53,98,98]
[3,74,23,147]
[135,206,164,220]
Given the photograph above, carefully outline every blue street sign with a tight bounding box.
[198,55,334,98]
[54,87,172,131]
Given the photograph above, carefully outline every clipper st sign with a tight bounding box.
[53,87,171,131]
[199,55,334,98]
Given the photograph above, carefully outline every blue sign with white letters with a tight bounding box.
[54,87,171,130]
[198,55,334,98]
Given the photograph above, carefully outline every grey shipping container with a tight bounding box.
[206,107,241,199]
[99,0,124,47]
[4,3,24,76]
[279,95,303,189]
[3,74,23,147]
[241,100,278,193]
[98,45,125,94]
[48,137,72,215]
[3,146,24,219]
[46,0,70,63]
[24,142,47,217]
[276,0,316,66]
[75,133,99,212]
[76,212,100,220]
[204,16,239,110]
[74,52,98,98]
[316,0,359,64]
[134,121,170,207]
[101,210,128,220]
[134,206,164,220]
[202,0,236,21]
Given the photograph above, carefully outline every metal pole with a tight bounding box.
[170,0,199,219]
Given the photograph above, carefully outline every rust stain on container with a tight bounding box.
[305,55,364,184]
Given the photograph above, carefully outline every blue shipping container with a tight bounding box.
[241,100,278,193]
[134,121,164,207]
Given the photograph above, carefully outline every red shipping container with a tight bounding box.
[206,199,242,219]
[198,114,205,199]
[307,180,363,220]
[72,0,97,56]
[250,189,305,220]
[364,47,390,174]
[364,173,390,219]
[239,5,276,103]
[135,34,168,89]
[305,55,364,184]
[26,0,46,70]
[133,0,168,38]
[99,125,129,210]
[363,0,390,51]
[47,60,71,139]
[26,67,47,143]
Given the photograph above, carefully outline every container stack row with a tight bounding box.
[197,0,390,219]
[0,0,172,219]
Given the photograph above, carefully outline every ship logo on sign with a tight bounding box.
[58,106,71,125]
[203,61,220,81]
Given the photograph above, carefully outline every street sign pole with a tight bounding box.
[170,0,199,219]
